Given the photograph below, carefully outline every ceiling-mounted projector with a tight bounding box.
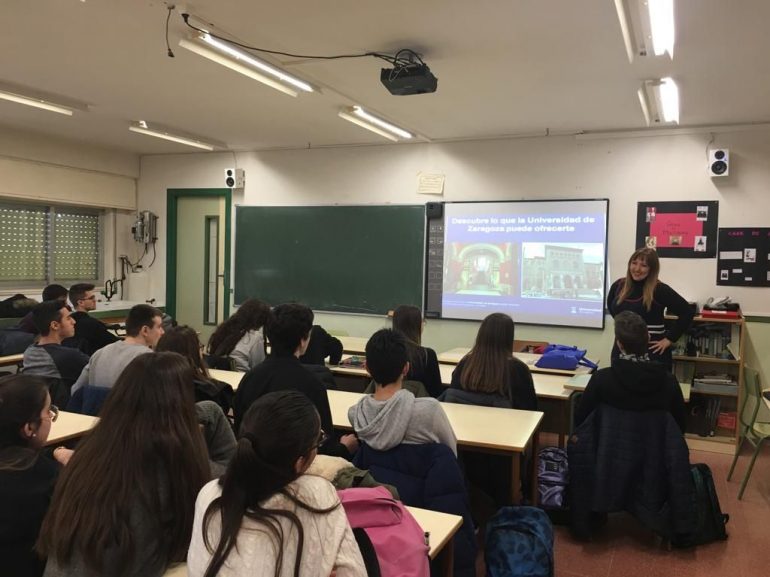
[381,61,438,95]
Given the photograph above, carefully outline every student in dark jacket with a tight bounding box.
[16,285,68,335]
[298,324,343,365]
[391,305,443,398]
[234,303,357,458]
[62,284,118,355]
[22,302,89,397]
[607,247,694,370]
[576,310,687,433]
[0,375,74,577]
[450,312,537,411]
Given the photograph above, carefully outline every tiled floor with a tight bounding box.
[552,441,770,577]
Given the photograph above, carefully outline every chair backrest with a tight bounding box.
[204,354,234,371]
[439,387,511,408]
[739,366,761,432]
[67,385,111,416]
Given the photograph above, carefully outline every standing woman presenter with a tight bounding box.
[607,248,693,370]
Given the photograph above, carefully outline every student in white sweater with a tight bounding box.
[206,299,270,372]
[187,390,365,577]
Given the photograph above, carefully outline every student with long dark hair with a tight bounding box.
[0,375,72,577]
[157,325,234,415]
[607,247,693,370]
[187,391,365,577]
[449,313,537,410]
[391,305,442,397]
[37,352,210,577]
[207,299,270,372]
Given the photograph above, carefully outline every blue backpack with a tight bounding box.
[535,344,598,371]
[485,506,554,577]
[538,447,569,509]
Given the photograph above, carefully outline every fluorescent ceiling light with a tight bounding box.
[128,121,224,151]
[179,33,314,97]
[0,82,88,116]
[639,77,679,125]
[338,106,413,142]
[648,0,675,57]
[614,0,675,62]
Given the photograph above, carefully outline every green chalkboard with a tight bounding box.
[234,205,425,314]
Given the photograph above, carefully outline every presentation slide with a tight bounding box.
[440,199,608,328]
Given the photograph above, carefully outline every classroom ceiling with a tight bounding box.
[1,0,770,154]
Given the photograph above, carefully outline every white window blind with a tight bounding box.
[0,201,102,286]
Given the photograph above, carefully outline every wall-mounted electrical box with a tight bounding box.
[132,210,158,244]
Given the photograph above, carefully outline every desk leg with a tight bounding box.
[529,430,540,505]
[511,455,522,504]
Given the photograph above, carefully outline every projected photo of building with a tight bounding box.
[443,242,516,295]
[521,243,604,300]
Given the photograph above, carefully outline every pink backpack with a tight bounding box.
[338,486,430,577]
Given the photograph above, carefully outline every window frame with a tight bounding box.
[0,199,105,290]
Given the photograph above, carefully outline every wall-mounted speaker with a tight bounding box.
[426,202,443,218]
[708,149,729,177]
[225,168,245,188]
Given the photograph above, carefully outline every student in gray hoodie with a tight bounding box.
[348,329,457,455]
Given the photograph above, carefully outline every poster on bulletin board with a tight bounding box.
[716,227,770,287]
[635,201,719,258]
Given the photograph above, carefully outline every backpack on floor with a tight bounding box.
[538,447,569,509]
[674,463,729,547]
[486,506,554,577]
[338,486,429,577]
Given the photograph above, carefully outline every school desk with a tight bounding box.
[328,389,543,505]
[0,353,23,368]
[338,335,369,354]
[46,411,99,445]
[438,347,595,376]
[162,505,462,577]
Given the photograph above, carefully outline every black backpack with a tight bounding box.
[675,463,729,547]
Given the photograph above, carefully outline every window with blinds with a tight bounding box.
[0,201,102,286]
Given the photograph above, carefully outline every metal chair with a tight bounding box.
[727,366,770,499]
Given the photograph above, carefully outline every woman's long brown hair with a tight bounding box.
[207,298,270,357]
[157,325,210,381]
[202,391,337,577]
[459,313,515,396]
[616,247,660,311]
[37,352,210,576]
[0,374,48,471]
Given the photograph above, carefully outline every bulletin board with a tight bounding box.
[716,227,770,287]
[635,201,719,258]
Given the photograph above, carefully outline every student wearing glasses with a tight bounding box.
[0,375,73,577]
[63,284,118,355]
[187,391,365,577]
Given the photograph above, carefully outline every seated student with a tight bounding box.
[391,305,443,397]
[234,303,356,457]
[207,299,270,372]
[449,312,537,410]
[0,375,73,577]
[298,324,343,365]
[575,310,687,433]
[349,329,457,455]
[22,302,89,395]
[71,304,164,394]
[156,325,234,415]
[62,283,117,355]
[187,391,365,577]
[37,353,211,577]
[16,285,69,335]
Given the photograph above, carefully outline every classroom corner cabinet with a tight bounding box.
[667,314,745,453]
